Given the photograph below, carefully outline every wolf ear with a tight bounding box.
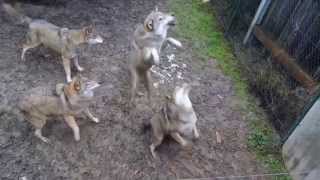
[155,6,158,12]
[145,20,154,31]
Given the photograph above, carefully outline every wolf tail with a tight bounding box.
[2,2,32,25]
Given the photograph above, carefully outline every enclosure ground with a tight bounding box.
[0,0,270,179]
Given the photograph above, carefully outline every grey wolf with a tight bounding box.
[149,83,199,158]
[3,2,103,82]
[129,7,183,105]
[18,75,100,143]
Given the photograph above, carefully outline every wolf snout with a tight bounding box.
[97,80,105,85]
[96,35,104,43]
[168,19,176,26]
[168,16,177,26]
[89,35,104,44]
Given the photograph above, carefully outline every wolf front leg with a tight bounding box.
[64,115,80,141]
[166,37,183,49]
[193,126,200,139]
[35,128,50,143]
[129,66,139,106]
[62,57,72,83]
[142,47,159,66]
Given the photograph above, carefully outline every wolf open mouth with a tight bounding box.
[86,81,101,91]
[88,35,104,44]
[168,20,176,26]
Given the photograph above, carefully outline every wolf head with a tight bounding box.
[144,6,176,38]
[63,75,100,106]
[81,25,104,44]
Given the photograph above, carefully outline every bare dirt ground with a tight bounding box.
[0,0,266,179]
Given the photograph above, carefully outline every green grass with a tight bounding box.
[169,0,290,179]
[169,0,247,98]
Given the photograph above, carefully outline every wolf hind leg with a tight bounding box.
[35,128,50,143]
[21,31,40,61]
[170,132,188,146]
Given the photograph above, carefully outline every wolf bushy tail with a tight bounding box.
[2,2,32,24]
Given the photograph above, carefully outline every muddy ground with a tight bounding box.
[0,0,266,179]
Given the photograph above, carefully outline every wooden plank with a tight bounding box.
[253,26,317,92]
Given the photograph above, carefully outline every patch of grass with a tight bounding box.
[169,0,290,179]
[248,118,288,170]
[169,0,247,98]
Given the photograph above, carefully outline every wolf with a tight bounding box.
[129,7,183,105]
[149,83,199,158]
[18,75,100,143]
[3,2,103,82]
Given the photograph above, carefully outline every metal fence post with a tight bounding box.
[243,0,271,45]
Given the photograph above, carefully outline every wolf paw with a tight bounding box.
[91,117,100,123]
[150,145,157,159]
[74,134,80,142]
[77,66,84,72]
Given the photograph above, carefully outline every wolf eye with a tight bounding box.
[86,28,92,34]
[159,17,163,21]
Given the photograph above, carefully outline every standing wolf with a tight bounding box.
[2,2,103,82]
[19,75,100,142]
[129,7,183,105]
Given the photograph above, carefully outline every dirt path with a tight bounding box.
[0,0,265,179]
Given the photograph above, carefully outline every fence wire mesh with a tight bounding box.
[211,0,320,139]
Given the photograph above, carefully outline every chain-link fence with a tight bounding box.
[262,0,320,81]
[211,0,320,139]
